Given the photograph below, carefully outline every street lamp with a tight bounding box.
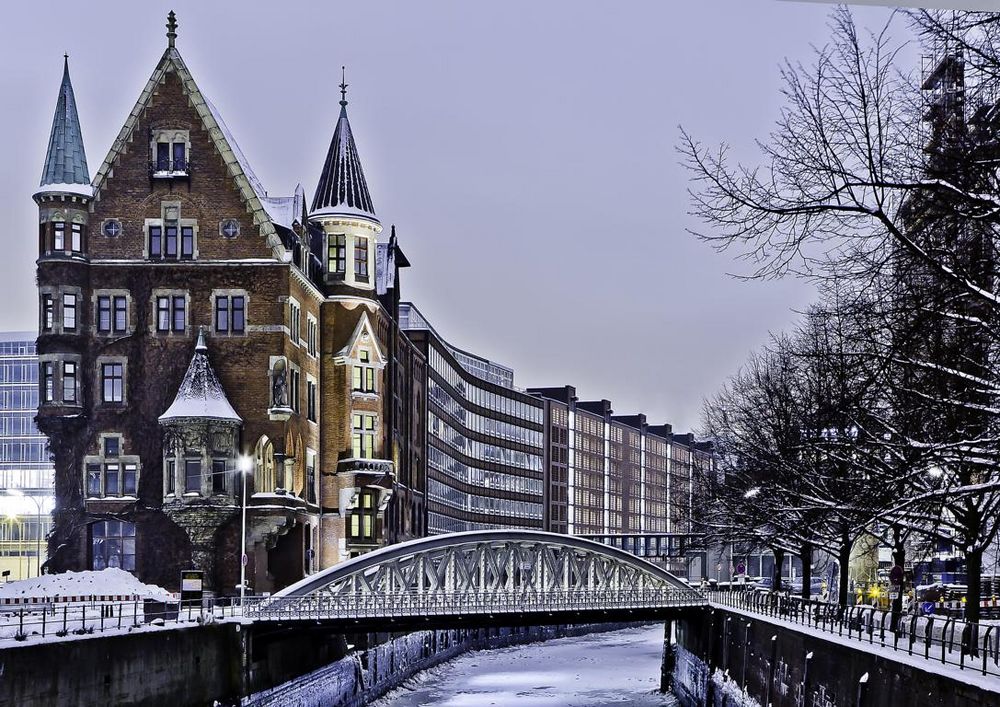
[3,489,43,578]
[237,454,253,607]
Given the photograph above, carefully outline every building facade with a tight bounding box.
[0,333,53,580]
[35,15,421,593]
[400,303,545,534]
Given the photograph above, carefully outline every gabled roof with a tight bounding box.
[89,40,285,256]
[38,57,92,197]
[310,94,378,222]
[159,330,242,424]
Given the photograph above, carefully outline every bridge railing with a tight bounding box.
[708,589,1000,678]
[245,587,707,621]
[0,596,245,646]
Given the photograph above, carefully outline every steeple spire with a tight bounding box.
[310,73,377,221]
[38,55,91,193]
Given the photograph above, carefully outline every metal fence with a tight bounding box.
[245,587,708,621]
[0,597,245,645]
[709,590,1000,678]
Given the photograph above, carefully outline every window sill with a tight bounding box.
[151,170,190,178]
[351,391,379,400]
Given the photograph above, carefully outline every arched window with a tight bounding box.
[254,435,275,493]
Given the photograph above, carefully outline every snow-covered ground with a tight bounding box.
[0,568,173,602]
[373,625,679,707]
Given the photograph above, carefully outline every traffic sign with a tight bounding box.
[736,562,746,575]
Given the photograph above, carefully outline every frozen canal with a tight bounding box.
[373,624,679,707]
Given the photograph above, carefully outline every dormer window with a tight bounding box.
[151,130,190,176]
[353,349,376,394]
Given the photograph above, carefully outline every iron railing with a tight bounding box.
[0,597,244,646]
[709,590,1000,678]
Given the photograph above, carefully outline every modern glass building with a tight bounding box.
[401,303,545,534]
[0,332,53,579]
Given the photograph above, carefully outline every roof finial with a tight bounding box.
[166,11,178,48]
[340,66,348,107]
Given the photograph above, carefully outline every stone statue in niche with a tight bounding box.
[271,359,288,409]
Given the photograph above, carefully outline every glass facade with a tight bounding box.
[0,334,54,579]
[402,304,545,534]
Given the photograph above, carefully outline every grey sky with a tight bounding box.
[1,1,908,431]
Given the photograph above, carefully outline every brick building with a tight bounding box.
[35,15,422,593]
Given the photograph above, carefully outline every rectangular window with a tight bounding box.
[113,296,127,333]
[101,362,124,403]
[353,350,375,393]
[307,381,317,422]
[62,294,76,331]
[328,234,346,273]
[156,296,170,332]
[149,226,162,257]
[91,520,135,572]
[62,361,77,403]
[291,369,300,414]
[104,462,120,496]
[232,296,245,332]
[156,142,170,171]
[41,362,54,403]
[166,459,175,494]
[172,296,186,332]
[97,295,111,333]
[306,454,316,504]
[104,437,120,458]
[71,224,83,253]
[215,297,229,332]
[172,142,186,171]
[165,226,178,258]
[123,463,137,496]
[42,294,54,331]
[307,318,317,356]
[352,413,376,459]
[181,226,194,258]
[185,458,201,493]
[289,303,300,344]
[212,459,226,494]
[354,238,369,281]
[53,222,65,251]
[214,295,246,334]
[87,463,102,496]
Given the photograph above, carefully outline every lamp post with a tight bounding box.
[3,489,43,578]
[237,454,253,607]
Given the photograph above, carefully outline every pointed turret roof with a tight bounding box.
[310,71,378,222]
[37,56,92,197]
[159,330,242,423]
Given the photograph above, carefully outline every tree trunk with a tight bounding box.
[773,547,785,594]
[838,539,852,606]
[800,543,812,601]
[966,544,983,625]
[891,527,905,631]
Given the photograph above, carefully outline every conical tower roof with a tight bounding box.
[310,72,377,222]
[38,56,92,196]
[159,330,242,423]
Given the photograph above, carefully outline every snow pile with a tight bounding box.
[0,568,173,602]
[711,668,763,707]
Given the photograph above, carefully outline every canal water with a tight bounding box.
[372,624,679,707]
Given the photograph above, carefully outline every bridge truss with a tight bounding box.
[244,530,707,627]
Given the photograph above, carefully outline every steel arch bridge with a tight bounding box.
[244,530,707,629]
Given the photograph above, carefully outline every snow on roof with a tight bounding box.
[204,97,267,204]
[159,331,241,423]
[34,182,94,199]
[0,568,172,602]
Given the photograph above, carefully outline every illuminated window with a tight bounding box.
[352,413,376,459]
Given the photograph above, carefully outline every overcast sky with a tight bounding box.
[1,0,916,431]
